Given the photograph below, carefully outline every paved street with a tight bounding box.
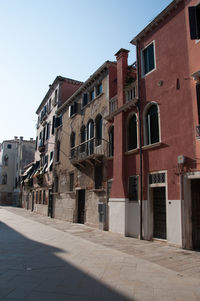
[0,207,200,300]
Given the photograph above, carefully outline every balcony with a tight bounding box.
[105,94,137,122]
[38,139,45,153]
[70,138,108,167]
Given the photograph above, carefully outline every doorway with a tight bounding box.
[48,189,53,218]
[191,179,200,249]
[153,187,166,240]
[78,189,85,224]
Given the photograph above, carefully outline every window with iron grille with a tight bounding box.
[149,172,165,184]
[69,173,74,192]
[95,166,103,189]
[128,176,138,201]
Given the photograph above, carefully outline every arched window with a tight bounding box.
[70,132,76,158]
[145,104,160,145]
[109,126,114,157]
[2,173,7,185]
[87,120,94,155]
[95,115,102,146]
[127,114,137,151]
[80,125,86,153]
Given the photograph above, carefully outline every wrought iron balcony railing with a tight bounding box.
[70,138,108,163]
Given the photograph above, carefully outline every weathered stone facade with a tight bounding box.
[53,62,117,229]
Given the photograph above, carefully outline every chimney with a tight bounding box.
[14,136,18,140]
[20,136,23,141]
[30,138,33,141]
[115,48,129,107]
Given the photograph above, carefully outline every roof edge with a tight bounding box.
[56,61,116,114]
[130,0,184,45]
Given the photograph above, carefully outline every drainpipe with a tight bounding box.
[136,42,143,240]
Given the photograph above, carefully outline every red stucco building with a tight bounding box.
[108,0,200,250]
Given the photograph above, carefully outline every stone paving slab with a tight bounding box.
[0,206,200,300]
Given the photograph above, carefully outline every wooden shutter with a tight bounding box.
[188,6,200,40]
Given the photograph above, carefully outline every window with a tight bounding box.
[2,173,7,185]
[42,126,46,145]
[49,151,54,172]
[7,144,12,149]
[80,125,86,153]
[82,93,88,107]
[48,99,51,113]
[87,120,94,155]
[56,141,60,162]
[52,116,55,135]
[149,172,165,185]
[145,104,160,145]
[55,115,62,128]
[95,166,103,189]
[96,83,103,96]
[70,132,76,158]
[95,115,102,146]
[46,123,50,140]
[3,155,8,166]
[36,191,38,203]
[189,5,200,40]
[89,89,95,102]
[126,86,136,102]
[69,173,74,191]
[128,176,138,201]
[127,114,137,151]
[109,126,114,157]
[45,155,48,166]
[69,102,77,117]
[142,42,155,76]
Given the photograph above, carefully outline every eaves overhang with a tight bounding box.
[130,0,184,45]
[36,76,83,115]
[56,61,116,115]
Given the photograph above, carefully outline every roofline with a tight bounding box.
[56,61,116,114]
[130,0,184,45]
[36,76,83,114]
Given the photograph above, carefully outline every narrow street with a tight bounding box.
[0,206,200,301]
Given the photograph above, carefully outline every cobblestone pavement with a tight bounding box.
[0,206,200,300]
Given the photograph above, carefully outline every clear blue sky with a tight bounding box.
[0,0,172,143]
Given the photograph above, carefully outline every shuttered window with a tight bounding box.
[142,42,155,76]
[189,5,200,40]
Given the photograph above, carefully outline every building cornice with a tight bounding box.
[56,61,116,115]
[36,76,83,114]
[130,0,184,45]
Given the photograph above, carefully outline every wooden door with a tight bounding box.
[191,179,200,249]
[153,187,166,239]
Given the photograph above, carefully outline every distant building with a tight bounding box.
[0,136,35,206]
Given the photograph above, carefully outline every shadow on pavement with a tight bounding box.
[0,221,133,301]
